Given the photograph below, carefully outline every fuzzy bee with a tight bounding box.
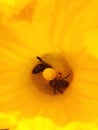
[49,72,71,94]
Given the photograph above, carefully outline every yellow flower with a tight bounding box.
[0,0,98,129]
[15,116,98,130]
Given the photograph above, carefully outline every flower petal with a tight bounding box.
[0,0,32,17]
[15,116,98,130]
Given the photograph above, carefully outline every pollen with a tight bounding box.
[42,68,57,81]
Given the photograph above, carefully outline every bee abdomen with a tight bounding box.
[32,64,46,74]
[63,80,69,87]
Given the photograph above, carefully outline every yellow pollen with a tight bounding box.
[42,68,57,81]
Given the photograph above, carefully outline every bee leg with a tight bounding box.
[63,71,72,79]
[54,86,63,94]
[36,56,42,61]
[58,89,63,94]
[58,72,62,79]
[36,56,46,64]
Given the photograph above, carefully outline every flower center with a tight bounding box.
[32,53,73,95]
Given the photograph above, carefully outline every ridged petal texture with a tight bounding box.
[0,0,98,129]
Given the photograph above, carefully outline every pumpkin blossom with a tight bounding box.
[0,0,98,129]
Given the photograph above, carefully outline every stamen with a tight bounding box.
[42,68,57,81]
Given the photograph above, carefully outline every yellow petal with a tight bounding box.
[0,112,19,129]
[0,0,32,17]
[15,116,98,130]
[83,30,98,59]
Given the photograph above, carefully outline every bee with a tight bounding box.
[32,56,52,74]
[49,72,71,94]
